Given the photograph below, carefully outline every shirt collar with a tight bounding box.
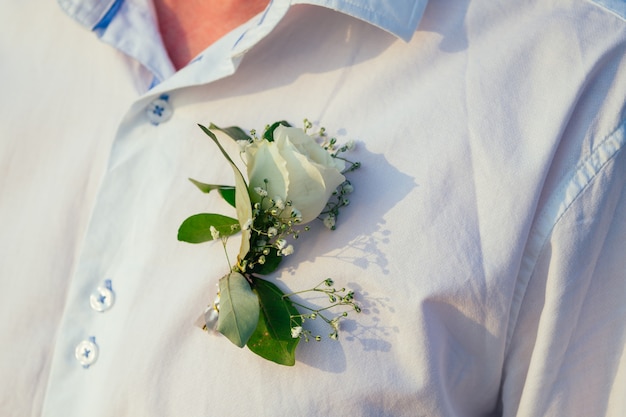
[57,0,428,42]
[57,0,121,30]
[56,0,428,91]
[295,0,428,41]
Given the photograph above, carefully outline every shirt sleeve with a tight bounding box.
[501,120,626,416]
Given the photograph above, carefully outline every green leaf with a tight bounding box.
[246,277,301,366]
[262,121,291,142]
[209,123,252,142]
[218,188,237,208]
[188,178,236,208]
[216,272,260,348]
[177,213,240,243]
[198,124,253,261]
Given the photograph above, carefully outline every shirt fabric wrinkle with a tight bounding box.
[507,119,626,351]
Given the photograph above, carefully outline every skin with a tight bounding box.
[153,0,271,70]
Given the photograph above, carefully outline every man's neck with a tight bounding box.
[154,0,270,70]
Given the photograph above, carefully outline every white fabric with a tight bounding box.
[1,0,625,416]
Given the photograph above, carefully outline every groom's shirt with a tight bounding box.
[1,0,625,415]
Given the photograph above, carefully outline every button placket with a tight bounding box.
[77,279,114,369]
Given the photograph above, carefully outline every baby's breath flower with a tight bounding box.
[273,197,285,210]
[291,207,302,222]
[322,214,336,230]
[254,186,268,197]
[343,183,354,194]
[280,244,294,256]
[345,140,356,151]
[276,238,287,249]
[267,227,278,237]
[243,218,253,230]
[291,326,302,338]
[281,277,359,344]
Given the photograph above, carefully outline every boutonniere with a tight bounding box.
[178,120,361,365]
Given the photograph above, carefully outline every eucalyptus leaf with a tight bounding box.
[263,120,291,142]
[216,272,260,348]
[209,123,252,142]
[246,277,301,365]
[177,213,240,243]
[199,124,253,261]
[188,178,236,208]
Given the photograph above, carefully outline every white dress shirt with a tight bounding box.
[1,0,625,415]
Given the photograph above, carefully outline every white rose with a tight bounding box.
[245,125,346,224]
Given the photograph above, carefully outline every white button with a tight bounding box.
[90,279,115,312]
[146,94,173,125]
[75,337,99,368]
